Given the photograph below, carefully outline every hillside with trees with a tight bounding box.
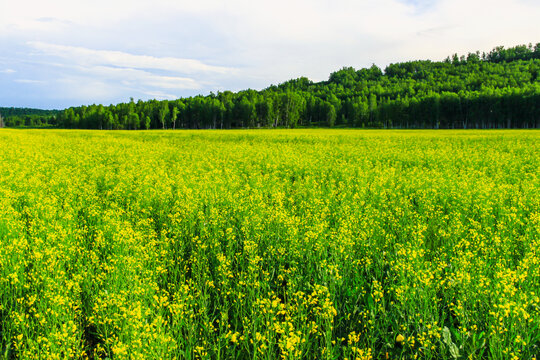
[3,43,540,129]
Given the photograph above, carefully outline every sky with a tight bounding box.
[1,0,539,109]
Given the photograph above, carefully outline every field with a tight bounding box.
[0,129,539,360]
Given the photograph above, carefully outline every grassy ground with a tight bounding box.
[0,129,539,359]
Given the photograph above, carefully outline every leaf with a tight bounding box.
[442,326,452,346]
[449,343,460,359]
[442,327,460,359]
[366,294,374,309]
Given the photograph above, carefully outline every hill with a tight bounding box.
[3,43,540,129]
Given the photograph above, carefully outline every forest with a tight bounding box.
[0,108,58,128]
[2,43,540,129]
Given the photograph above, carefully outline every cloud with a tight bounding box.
[14,79,44,84]
[4,41,234,105]
[28,42,234,75]
[0,69,16,74]
[26,60,205,103]
[142,91,180,100]
[69,65,202,90]
[1,0,539,108]
[416,25,456,38]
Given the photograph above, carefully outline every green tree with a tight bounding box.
[158,101,169,129]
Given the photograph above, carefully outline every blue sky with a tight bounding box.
[1,0,539,109]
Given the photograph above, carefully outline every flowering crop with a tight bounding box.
[0,129,538,359]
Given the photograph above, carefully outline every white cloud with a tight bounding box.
[9,41,231,104]
[72,65,202,90]
[36,61,204,102]
[142,91,180,100]
[0,69,16,74]
[14,79,44,84]
[28,42,234,75]
[1,0,539,108]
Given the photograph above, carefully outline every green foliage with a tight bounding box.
[0,129,539,359]
[0,108,59,128]
[4,43,540,129]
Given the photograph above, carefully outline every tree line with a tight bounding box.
[0,108,58,128]
[2,43,540,129]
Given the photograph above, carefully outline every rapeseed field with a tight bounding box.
[0,129,538,359]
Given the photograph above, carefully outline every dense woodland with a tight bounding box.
[0,108,58,128]
[2,43,540,129]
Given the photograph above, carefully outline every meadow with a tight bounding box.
[0,129,539,360]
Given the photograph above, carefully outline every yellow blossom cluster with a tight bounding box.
[0,129,538,359]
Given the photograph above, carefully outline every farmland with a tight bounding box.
[0,129,539,359]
